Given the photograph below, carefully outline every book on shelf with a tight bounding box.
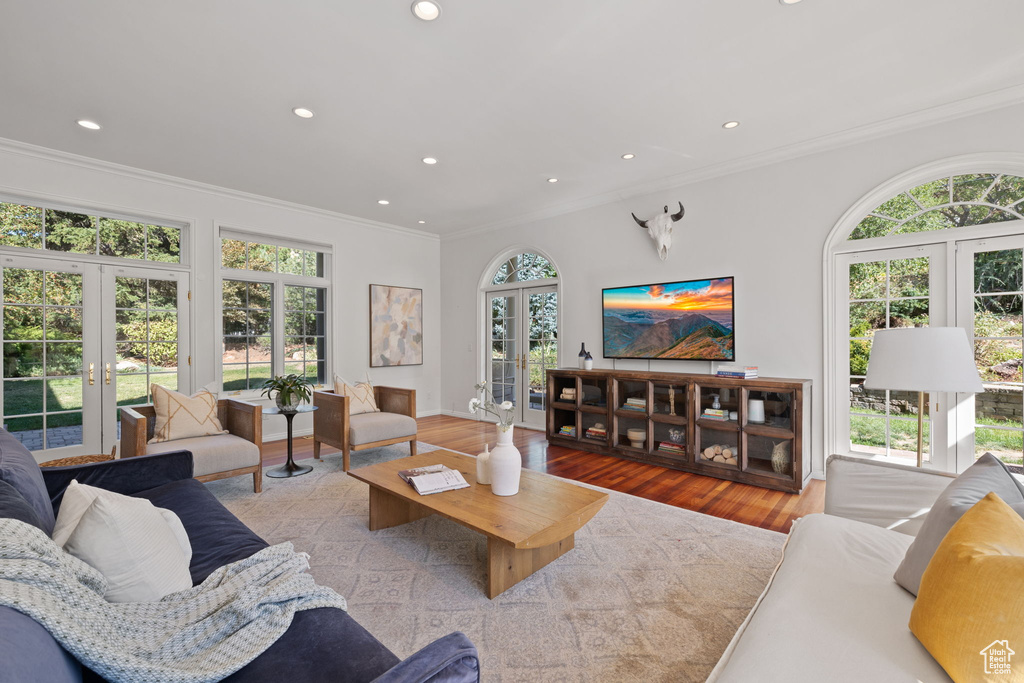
[559,425,577,437]
[701,412,729,421]
[658,442,685,454]
[398,465,470,495]
[715,365,758,378]
[625,398,646,406]
[703,408,728,417]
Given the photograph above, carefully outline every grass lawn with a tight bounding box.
[4,363,315,424]
[851,407,1023,466]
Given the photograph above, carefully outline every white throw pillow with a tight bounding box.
[893,452,1024,595]
[53,480,192,565]
[62,494,193,602]
[149,384,227,443]
[333,376,379,415]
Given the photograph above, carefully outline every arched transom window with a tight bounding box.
[848,173,1024,241]
[491,252,557,285]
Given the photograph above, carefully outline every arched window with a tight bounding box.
[482,251,559,430]
[490,252,557,285]
[827,160,1024,474]
[848,173,1024,240]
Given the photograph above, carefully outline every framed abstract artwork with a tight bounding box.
[369,284,423,367]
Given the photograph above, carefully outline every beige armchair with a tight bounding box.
[120,399,263,493]
[313,386,416,471]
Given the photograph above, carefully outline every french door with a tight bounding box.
[1,254,189,459]
[955,235,1024,473]
[835,244,950,468]
[835,227,1024,473]
[487,285,558,429]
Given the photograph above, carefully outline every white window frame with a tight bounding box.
[833,243,951,469]
[824,153,1024,473]
[0,192,191,268]
[0,193,195,456]
[216,228,332,398]
[478,246,561,429]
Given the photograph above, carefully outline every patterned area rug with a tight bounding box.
[206,442,786,682]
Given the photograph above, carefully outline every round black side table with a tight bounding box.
[265,404,317,478]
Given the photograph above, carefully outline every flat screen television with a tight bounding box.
[602,277,735,361]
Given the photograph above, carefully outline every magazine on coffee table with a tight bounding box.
[398,464,470,495]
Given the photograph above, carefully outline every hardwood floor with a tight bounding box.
[262,414,825,533]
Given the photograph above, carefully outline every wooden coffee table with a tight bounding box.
[348,450,608,598]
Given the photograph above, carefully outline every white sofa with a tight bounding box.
[709,454,970,683]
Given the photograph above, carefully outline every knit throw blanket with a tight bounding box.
[0,518,347,683]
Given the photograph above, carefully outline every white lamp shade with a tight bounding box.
[863,327,984,394]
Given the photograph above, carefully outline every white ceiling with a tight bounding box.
[2,1,1024,236]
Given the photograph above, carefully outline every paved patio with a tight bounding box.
[8,425,84,451]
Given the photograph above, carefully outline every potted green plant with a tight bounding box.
[261,373,313,411]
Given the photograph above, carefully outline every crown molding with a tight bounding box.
[443,82,1024,241]
[0,137,440,242]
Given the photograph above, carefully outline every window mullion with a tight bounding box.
[272,279,285,380]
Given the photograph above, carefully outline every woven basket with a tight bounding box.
[39,454,114,468]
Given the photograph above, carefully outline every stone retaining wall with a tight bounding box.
[850,383,1022,423]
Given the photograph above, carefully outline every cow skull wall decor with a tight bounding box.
[631,201,685,261]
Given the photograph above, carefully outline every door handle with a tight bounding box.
[514,353,520,369]
[88,363,94,385]
[105,363,111,385]
[522,354,527,370]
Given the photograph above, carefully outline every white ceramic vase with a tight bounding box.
[476,444,491,485]
[489,425,522,496]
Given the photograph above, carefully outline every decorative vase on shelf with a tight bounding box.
[489,426,522,496]
[476,444,491,485]
[748,399,765,424]
[771,441,791,475]
[584,352,593,370]
[578,343,587,369]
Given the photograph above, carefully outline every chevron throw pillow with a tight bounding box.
[149,385,228,443]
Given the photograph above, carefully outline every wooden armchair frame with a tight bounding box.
[120,399,263,492]
[313,386,417,471]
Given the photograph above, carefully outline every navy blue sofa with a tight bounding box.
[0,429,479,683]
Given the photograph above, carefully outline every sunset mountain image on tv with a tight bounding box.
[602,277,734,360]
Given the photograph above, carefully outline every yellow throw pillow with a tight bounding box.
[149,385,228,443]
[909,492,1024,682]
[332,376,379,415]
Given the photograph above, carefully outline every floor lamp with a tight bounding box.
[863,327,984,467]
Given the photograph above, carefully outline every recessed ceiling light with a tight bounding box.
[77,120,101,130]
[418,220,427,224]
[547,178,559,183]
[779,0,802,4]
[422,157,437,165]
[722,121,740,129]
[292,107,314,119]
[378,199,390,205]
[411,1,441,21]
[621,153,635,160]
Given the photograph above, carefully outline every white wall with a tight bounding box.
[0,142,441,442]
[439,102,1024,477]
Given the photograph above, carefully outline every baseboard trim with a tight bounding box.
[443,409,479,421]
